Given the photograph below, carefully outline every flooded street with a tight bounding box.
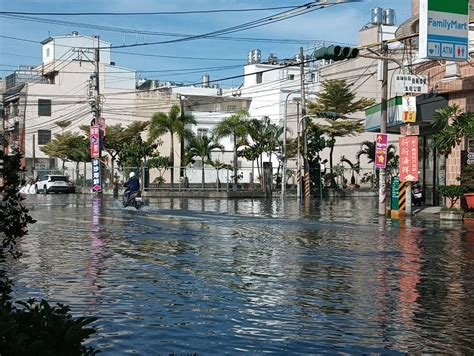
[7,195,474,354]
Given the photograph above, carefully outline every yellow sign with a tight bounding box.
[402,111,416,123]
[402,95,417,123]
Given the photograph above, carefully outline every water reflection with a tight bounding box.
[7,195,474,354]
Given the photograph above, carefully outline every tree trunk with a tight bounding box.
[170,132,174,189]
[251,159,255,191]
[180,139,185,178]
[111,158,115,183]
[83,161,87,187]
[329,144,336,188]
[201,164,205,189]
[76,162,80,182]
[233,135,238,191]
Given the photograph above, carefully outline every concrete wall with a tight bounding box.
[24,60,136,161]
[42,35,111,65]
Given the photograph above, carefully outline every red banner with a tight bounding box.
[399,136,419,182]
[375,133,388,169]
[90,125,100,159]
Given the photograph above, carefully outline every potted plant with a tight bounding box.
[438,185,468,220]
[458,164,474,209]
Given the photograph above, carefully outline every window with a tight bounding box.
[46,48,50,57]
[43,72,57,84]
[256,72,263,84]
[197,128,209,138]
[288,74,295,80]
[38,99,51,116]
[227,105,237,112]
[11,102,19,117]
[38,130,51,145]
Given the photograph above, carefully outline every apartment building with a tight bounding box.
[2,32,136,175]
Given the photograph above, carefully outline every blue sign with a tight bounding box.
[92,159,102,193]
[419,0,469,62]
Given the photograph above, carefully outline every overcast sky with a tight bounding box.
[0,0,411,87]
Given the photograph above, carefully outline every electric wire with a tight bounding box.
[0,6,299,16]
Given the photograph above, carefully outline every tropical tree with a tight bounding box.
[147,156,172,186]
[186,135,223,188]
[212,109,249,191]
[432,104,474,155]
[208,159,233,191]
[356,140,397,165]
[308,79,375,187]
[238,147,260,191]
[149,104,196,188]
[356,140,398,187]
[40,132,87,171]
[245,116,284,184]
[55,119,72,131]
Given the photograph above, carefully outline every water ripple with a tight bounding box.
[5,195,474,354]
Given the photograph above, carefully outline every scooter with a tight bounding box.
[123,189,144,210]
[412,182,423,206]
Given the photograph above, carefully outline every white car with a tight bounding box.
[35,175,71,194]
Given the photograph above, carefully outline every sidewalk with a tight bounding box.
[413,205,442,218]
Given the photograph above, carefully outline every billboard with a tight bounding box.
[375,133,388,169]
[90,125,100,159]
[419,0,469,61]
[399,136,419,182]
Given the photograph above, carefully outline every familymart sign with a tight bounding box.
[419,0,469,61]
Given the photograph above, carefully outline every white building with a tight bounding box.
[2,32,136,177]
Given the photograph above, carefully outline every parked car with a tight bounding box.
[35,175,71,194]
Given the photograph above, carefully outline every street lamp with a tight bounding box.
[282,89,301,200]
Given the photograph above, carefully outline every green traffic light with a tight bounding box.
[313,45,359,61]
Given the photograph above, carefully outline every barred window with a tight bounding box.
[38,130,51,145]
[197,128,209,138]
[38,99,51,116]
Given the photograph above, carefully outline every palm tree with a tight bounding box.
[208,159,232,191]
[356,140,397,164]
[432,104,474,155]
[356,140,398,179]
[245,116,283,182]
[187,135,223,189]
[149,105,195,188]
[212,109,249,191]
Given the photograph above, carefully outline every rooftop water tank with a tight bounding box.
[252,49,261,64]
[371,7,383,25]
[247,51,253,64]
[202,74,210,88]
[383,8,396,26]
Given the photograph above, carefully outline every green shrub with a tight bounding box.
[438,185,469,208]
[0,299,97,355]
[0,152,98,355]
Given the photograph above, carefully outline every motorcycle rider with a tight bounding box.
[412,181,423,206]
[124,172,140,201]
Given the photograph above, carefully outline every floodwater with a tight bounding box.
[6,194,474,354]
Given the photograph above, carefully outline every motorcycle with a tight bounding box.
[123,189,144,210]
[412,182,423,206]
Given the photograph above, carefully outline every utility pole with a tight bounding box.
[90,36,103,194]
[300,47,310,204]
[378,42,389,216]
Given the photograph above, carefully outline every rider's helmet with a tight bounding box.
[129,172,135,178]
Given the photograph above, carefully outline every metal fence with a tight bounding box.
[31,163,385,193]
